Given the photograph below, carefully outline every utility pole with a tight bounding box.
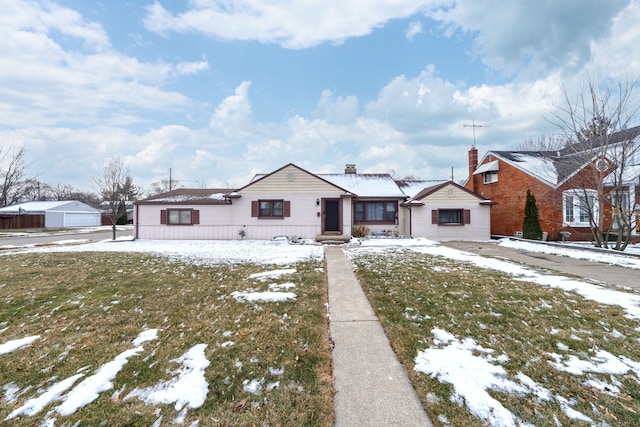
[463,119,489,147]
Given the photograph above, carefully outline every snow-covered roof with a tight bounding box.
[488,152,561,186]
[397,180,448,198]
[138,189,234,204]
[320,173,406,197]
[0,200,99,213]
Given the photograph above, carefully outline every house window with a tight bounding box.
[259,200,283,218]
[611,191,630,229]
[162,209,199,225]
[439,209,462,224]
[432,209,471,225]
[483,171,498,184]
[251,200,291,219]
[563,190,598,226]
[354,201,397,223]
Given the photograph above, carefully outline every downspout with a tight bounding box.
[134,204,139,240]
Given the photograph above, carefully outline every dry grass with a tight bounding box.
[0,251,333,426]
[351,249,640,426]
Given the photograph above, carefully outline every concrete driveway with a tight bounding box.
[441,240,639,290]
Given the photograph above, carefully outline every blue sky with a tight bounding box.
[1,0,639,192]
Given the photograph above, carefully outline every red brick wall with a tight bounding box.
[466,157,563,239]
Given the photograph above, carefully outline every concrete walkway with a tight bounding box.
[325,246,433,427]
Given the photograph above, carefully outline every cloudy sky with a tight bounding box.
[1,0,639,193]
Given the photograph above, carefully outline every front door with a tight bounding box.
[323,199,341,234]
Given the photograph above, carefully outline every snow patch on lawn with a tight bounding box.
[126,344,210,411]
[0,335,40,355]
[415,328,596,426]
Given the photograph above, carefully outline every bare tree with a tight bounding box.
[44,183,76,200]
[0,145,31,207]
[516,134,569,151]
[551,74,640,250]
[93,156,132,240]
[146,178,183,196]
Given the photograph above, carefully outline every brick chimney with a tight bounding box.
[344,164,357,174]
[468,147,478,192]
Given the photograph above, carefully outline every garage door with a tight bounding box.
[63,212,101,227]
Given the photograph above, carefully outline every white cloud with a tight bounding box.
[405,21,423,41]
[143,0,436,49]
[209,81,254,136]
[427,0,630,76]
[315,90,359,123]
[0,0,201,127]
[175,59,210,76]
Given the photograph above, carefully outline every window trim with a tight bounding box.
[260,200,284,218]
[432,209,471,226]
[162,208,199,225]
[251,200,291,219]
[353,201,398,224]
[563,190,598,227]
[483,171,498,184]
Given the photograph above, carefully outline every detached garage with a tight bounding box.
[0,201,101,228]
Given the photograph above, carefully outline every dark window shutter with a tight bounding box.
[251,201,258,217]
[283,201,291,217]
[192,210,200,225]
[160,210,167,224]
[431,210,438,224]
[464,209,471,224]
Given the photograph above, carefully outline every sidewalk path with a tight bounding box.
[325,246,433,427]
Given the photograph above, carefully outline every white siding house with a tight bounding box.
[0,201,101,228]
[403,181,493,241]
[134,163,493,241]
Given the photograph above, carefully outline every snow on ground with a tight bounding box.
[353,237,640,319]
[6,330,160,420]
[499,238,640,269]
[0,335,40,355]
[125,344,210,412]
[2,238,324,266]
[3,234,640,426]
[231,290,297,302]
[349,237,640,426]
[1,239,315,425]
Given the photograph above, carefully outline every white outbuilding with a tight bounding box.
[0,200,101,228]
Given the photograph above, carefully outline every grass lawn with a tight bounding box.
[0,251,333,426]
[350,248,640,426]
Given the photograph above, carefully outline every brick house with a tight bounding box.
[465,127,640,241]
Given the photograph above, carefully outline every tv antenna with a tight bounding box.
[463,119,489,147]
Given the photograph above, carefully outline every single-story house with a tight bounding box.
[134,163,493,241]
[0,200,101,228]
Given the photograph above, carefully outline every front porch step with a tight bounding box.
[315,234,351,244]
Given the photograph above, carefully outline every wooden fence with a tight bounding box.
[0,214,45,229]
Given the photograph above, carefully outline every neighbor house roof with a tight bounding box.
[487,151,561,186]
[136,189,235,205]
[477,125,640,188]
